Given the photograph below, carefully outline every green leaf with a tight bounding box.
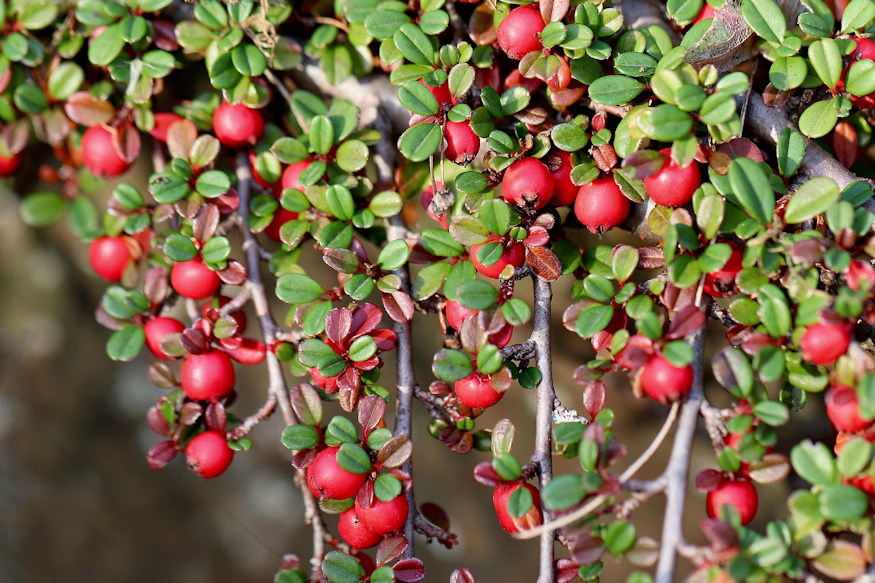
[164,234,199,262]
[13,84,48,114]
[808,38,842,89]
[432,348,473,382]
[493,453,522,481]
[399,80,439,116]
[728,158,774,224]
[398,122,441,161]
[604,521,637,555]
[845,58,875,96]
[455,171,488,194]
[106,325,145,362]
[377,239,411,270]
[374,473,403,502]
[280,424,321,450]
[201,236,231,265]
[784,177,839,224]
[768,56,807,90]
[841,0,875,33]
[420,228,465,256]
[412,260,450,300]
[276,273,324,304]
[551,123,588,151]
[637,105,693,142]
[195,169,231,198]
[20,191,68,226]
[798,99,838,139]
[48,62,84,100]
[612,245,639,283]
[790,440,838,485]
[447,63,475,99]
[393,22,435,66]
[336,443,371,474]
[776,128,805,177]
[699,93,736,125]
[753,400,789,426]
[88,23,124,66]
[543,474,588,510]
[819,484,869,522]
[500,86,531,116]
[507,483,533,518]
[322,551,365,583]
[325,416,358,445]
[576,304,614,338]
[149,173,191,204]
[457,280,498,310]
[309,115,335,155]
[741,0,786,43]
[588,75,644,106]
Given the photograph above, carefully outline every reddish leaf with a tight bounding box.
[527,245,562,281]
[666,305,706,340]
[148,361,177,388]
[376,536,408,567]
[450,568,476,583]
[205,400,227,431]
[621,149,665,180]
[222,337,266,365]
[716,138,764,162]
[582,380,606,419]
[147,440,178,470]
[747,453,790,484]
[64,91,115,126]
[546,81,585,109]
[383,291,415,323]
[114,123,141,163]
[166,117,198,160]
[812,541,866,581]
[0,119,30,154]
[217,260,247,284]
[357,395,386,434]
[147,404,171,436]
[695,469,723,491]
[569,532,605,565]
[468,4,497,46]
[473,461,504,487]
[419,502,451,532]
[525,225,550,247]
[143,267,170,305]
[393,558,426,582]
[638,246,665,269]
[699,518,739,550]
[179,401,203,425]
[371,328,397,351]
[377,435,413,469]
[349,302,383,337]
[192,204,220,244]
[593,144,618,172]
[762,83,790,108]
[832,121,858,169]
[181,328,208,354]
[326,307,353,345]
[338,368,362,412]
[290,383,323,426]
[291,447,317,470]
[541,0,570,22]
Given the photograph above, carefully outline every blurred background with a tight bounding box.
[1,174,826,583]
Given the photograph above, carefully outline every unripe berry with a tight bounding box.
[492,482,543,533]
[444,121,480,165]
[144,316,185,359]
[338,508,382,549]
[470,237,526,279]
[640,354,694,404]
[81,125,132,177]
[181,350,236,401]
[356,493,409,535]
[171,258,221,300]
[186,430,234,478]
[455,370,504,409]
[574,176,631,234]
[306,446,368,500]
[212,101,265,148]
[547,150,578,207]
[0,150,23,176]
[800,321,852,366]
[89,236,134,282]
[706,478,758,525]
[826,384,871,433]
[703,243,743,297]
[501,157,554,211]
[497,5,546,60]
[643,148,702,207]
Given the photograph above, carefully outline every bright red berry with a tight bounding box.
[703,243,744,297]
[186,430,234,478]
[264,207,299,242]
[356,493,409,535]
[547,150,578,207]
[171,258,221,300]
[338,508,383,549]
[497,5,546,60]
[181,350,236,401]
[149,112,184,142]
[574,176,631,234]
[493,482,543,533]
[88,236,134,282]
[847,260,875,292]
[826,384,872,433]
[281,159,314,191]
[643,148,701,207]
[692,2,716,24]
[501,157,554,211]
[0,150,23,176]
[306,446,368,500]
[419,79,454,107]
[800,321,852,366]
[212,101,265,148]
[444,121,480,165]
[455,370,504,409]
[640,354,694,404]
[706,478,758,525]
[850,38,875,109]
[470,237,526,279]
[445,300,513,348]
[144,316,185,359]
[81,125,132,177]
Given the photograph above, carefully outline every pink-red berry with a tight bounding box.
[574,176,631,233]
[501,157,554,211]
[703,244,743,298]
[643,148,701,207]
[356,493,409,535]
[470,237,526,279]
[186,430,234,478]
[640,354,694,404]
[455,370,504,409]
[144,316,185,359]
[306,446,368,500]
[88,236,134,282]
[547,150,578,207]
[181,350,236,401]
[444,121,480,165]
[0,150,23,176]
[492,482,543,533]
[149,113,184,142]
[171,258,221,300]
[826,384,871,433]
[497,5,546,60]
[800,321,852,366]
[212,101,265,148]
[338,508,383,549]
[706,478,758,525]
[81,125,132,177]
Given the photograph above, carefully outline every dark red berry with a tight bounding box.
[186,430,234,478]
[181,350,236,401]
[497,5,546,60]
[338,508,382,549]
[640,354,694,404]
[0,150,23,176]
[547,150,578,207]
[88,236,134,282]
[306,446,368,500]
[212,101,265,148]
[171,258,221,300]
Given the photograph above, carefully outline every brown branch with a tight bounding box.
[226,391,277,440]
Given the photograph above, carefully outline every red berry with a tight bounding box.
[692,2,716,24]
[640,354,693,404]
[419,79,454,107]
[212,101,265,148]
[547,150,578,207]
[847,260,875,292]
[144,316,185,359]
[356,493,409,535]
[338,508,382,549]
[444,121,480,165]
[149,112,184,142]
[88,235,134,282]
[703,243,744,297]
[800,321,852,366]
[850,39,875,109]
[81,125,132,177]
[181,350,236,401]
[186,430,234,478]
[308,366,340,393]
[706,478,758,525]
[281,159,314,191]
[264,207,299,241]
[470,237,526,279]
[445,300,513,348]
[826,384,871,433]
[501,157,554,210]
[497,5,546,60]
[643,148,701,207]
[0,150,23,176]
[574,176,631,233]
[504,69,543,94]
[455,370,504,409]
[171,258,221,300]
[306,446,368,500]
[492,482,543,533]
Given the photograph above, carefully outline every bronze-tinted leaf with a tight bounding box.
[147,440,178,470]
[665,305,706,340]
[469,4,497,46]
[716,138,764,162]
[290,383,323,426]
[420,501,451,532]
[179,401,203,425]
[638,246,665,269]
[166,117,198,160]
[812,540,866,581]
[527,245,562,281]
[181,327,208,354]
[832,121,858,169]
[192,203,220,243]
[582,380,606,419]
[143,266,170,305]
[376,535,408,568]
[473,460,504,486]
[393,558,426,583]
[64,91,115,126]
[218,259,247,284]
[115,123,142,163]
[357,394,386,434]
[377,435,413,468]
[148,361,177,388]
[450,568,476,583]
[540,0,570,22]
[147,404,171,436]
[699,518,738,550]
[383,290,415,323]
[205,400,227,431]
[694,468,723,491]
[747,453,790,484]
[326,307,353,345]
